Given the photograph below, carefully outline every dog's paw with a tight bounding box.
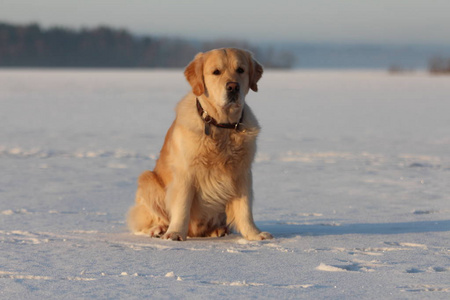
[209,226,229,238]
[246,231,273,241]
[259,231,273,240]
[162,232,185,241]
[148,225,168,238]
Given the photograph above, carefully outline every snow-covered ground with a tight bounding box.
[1,69,449,299]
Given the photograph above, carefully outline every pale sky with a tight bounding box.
[1,0,450,45]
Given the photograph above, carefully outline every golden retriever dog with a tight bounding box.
[127,48,273,241]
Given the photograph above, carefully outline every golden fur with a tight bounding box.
[127,48,273,241]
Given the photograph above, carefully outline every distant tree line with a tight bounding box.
[0,22,295,68]
[428,56,450,74]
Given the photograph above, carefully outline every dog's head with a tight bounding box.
[185,48,263,119]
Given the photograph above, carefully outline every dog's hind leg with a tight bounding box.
[127,170,169,236]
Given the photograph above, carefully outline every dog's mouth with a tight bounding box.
[227,91,240,103]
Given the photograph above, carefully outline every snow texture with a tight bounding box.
[1,69,449,299]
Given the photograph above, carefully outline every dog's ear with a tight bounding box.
[184,52,205,96]
[249,56,263,92]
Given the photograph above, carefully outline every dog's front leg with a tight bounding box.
[162,177,194,241]
[227,171,273,240]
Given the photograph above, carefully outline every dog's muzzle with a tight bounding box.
[226,82,240,102]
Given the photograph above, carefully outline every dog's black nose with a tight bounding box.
[226,82,240,93]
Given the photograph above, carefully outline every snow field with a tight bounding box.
[1,70,449,299]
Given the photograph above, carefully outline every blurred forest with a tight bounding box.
[0,22,295,68]
[428,56,450,74]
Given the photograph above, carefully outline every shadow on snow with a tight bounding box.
[258,220,450,238]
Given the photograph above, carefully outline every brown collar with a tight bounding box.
[196,98,244,135]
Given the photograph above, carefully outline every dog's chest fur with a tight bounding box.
[192,130,256,207]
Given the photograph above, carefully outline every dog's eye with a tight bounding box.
[213,69,221,75]
[237,67,245,74]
